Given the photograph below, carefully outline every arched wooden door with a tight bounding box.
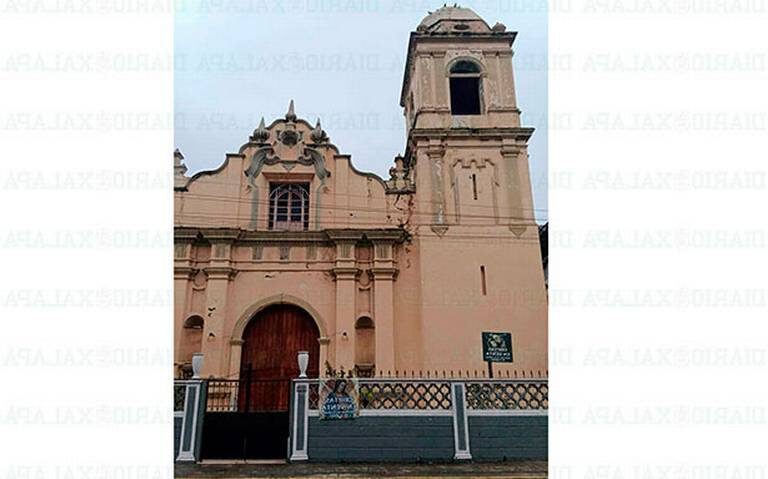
[239,304,320,412]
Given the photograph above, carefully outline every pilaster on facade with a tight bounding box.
[202,237,235,376]
[227,339,244,378]
[174,241,194,279]
[331,241,358,280]
[424,140,447,225]
[334,273,357,369]
[369,236,398,373]
[326,232,362,370]
[206,234,238,280]
[318,337,331,371]
[500,140,527,223]
[328,230,362,275]
[367,231,403,271]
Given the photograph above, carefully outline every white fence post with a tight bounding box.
[290,380,310,461]
[176,379,205,462]
[451,381,472,460]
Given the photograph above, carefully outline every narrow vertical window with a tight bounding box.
[471,173,478,200]
[480,265,487,295]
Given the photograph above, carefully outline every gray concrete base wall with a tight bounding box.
[468,415,548,460]
[307,416,455,462]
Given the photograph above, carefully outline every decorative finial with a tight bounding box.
[310,118,328,143]
[285,99,297,122]
[278,108,300,146]
[251,117,269,143]
[174,148,188,188]
[492,22,506,32]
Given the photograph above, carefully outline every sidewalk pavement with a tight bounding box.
[175,460,548,478]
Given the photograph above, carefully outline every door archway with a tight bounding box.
[239,303,320,411]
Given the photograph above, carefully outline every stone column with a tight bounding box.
[370,238,397,374]
[202,239,236,377]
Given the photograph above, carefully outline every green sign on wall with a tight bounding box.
[482,332,513,363]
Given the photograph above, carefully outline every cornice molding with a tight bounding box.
[174,227,408,245]
[410,127,534,143]
[331,267,359,280]
[370,267,398,280]
[174,267,194,280]
[204,267,237,281]
[365,230,406,242]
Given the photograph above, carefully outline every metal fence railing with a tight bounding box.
[206,378,292,412]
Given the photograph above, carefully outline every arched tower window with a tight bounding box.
[268,183,310,231]
[449,60,482,115]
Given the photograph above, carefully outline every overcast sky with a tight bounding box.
[175,2,547,222]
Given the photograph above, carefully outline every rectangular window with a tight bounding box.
[268,183,310,231]
[471,173,478,200]
[480,265,487,295]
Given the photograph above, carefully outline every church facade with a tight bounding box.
[173,6,548,382]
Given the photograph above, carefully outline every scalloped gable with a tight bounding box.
[174,101,407,231]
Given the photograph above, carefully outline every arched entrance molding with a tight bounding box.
[228,294,329,378]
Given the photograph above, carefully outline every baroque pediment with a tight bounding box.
[244,100,331,185]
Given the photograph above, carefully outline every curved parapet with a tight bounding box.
[174,101,413,231]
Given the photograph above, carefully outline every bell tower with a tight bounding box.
[401,6,524,131]
[400,5,536,227]
[397,6,548,373]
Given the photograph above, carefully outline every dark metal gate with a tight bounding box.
[200,374,292,460]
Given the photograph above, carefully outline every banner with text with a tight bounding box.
[319,377,359,420]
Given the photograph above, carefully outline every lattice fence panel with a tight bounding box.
[465,381,548,410]
[307,381,319,409]
[358,381,453,410]
[174,384,186,412]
